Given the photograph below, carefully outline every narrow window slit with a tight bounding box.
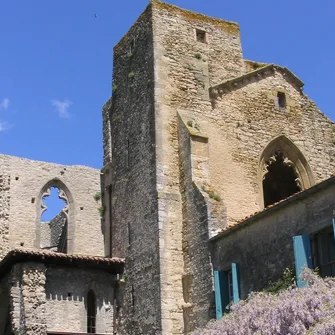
[87,290,96,333]
[277,92,286,108]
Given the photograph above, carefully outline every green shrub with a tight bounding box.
[93,192,101,201]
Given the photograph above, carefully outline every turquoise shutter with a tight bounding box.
[231,263,240,304]
[332,218,335,241]
[214,270,223,320]
[293,235,312,288]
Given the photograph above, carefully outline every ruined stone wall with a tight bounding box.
[45,267,115,334]
[0,175,10,259]
[0,154,103,257]
[107,4,161,334]
[40,222,51,249]
[40,212,67,250]
[211,180,335,298]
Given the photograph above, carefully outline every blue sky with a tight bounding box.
[0,0,334,170]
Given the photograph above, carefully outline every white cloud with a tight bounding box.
[0,121,12,132]
[51,99,72,119]
[0,98,9,110]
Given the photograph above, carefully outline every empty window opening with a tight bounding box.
[263,151,301,207]
[196,29,206,43]
[277,92,286,108]
[311,226,335,278]
[87,290,96,334]
[40,186,68,253]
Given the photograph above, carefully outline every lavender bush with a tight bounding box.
[193,270,335,335]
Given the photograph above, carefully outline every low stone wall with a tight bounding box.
[5,261,116,334]
[45,266,115,334]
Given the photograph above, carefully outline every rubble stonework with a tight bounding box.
[0,249,123,334]
[0,175,10,259]
[102,1,335,334]
[9,262,47,335]
[0,1,334,334]
[40,211,67,251]
[0,154,103,257]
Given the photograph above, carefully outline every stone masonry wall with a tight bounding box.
[108,3,161,334]
[102,97,113,167]
[40,211,67,250]
[50,211,67,249]
[211,180,335,298]
[208,69,335,226]
[0,175,10,259]
[151,2,245,333]
[178,115,216,333]
[107,1,335,333]
[0,154,103,258]
[9,262,47,335]
[45,267,115,334]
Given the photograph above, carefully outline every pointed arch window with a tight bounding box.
[38,180,73,253]
[259,136,314,208]
[263,150,301,207]
[87,290,96,333]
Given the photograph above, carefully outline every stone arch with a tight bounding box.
[35,179,75,253]
[258,135,315,208]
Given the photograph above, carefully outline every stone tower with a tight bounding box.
[102,1,335,334]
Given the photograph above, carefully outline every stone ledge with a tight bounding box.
[210,64,304,97]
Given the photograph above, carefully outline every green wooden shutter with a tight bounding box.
[214,270,223,320]
[293,235,312,288]
[231,263,240,304]
[332,218,335,242]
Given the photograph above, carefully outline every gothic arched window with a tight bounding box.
[40,186,68,252]
[87,290,96,333]
[37,179,74,253]
[259,135,314,208]
[263,151,301,207]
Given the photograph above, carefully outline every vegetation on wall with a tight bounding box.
[93,192,101,201]
[201,185,221,202]
[98,205,105,217]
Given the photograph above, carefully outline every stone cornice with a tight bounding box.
[210,64,304,98]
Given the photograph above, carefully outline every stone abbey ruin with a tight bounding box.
[1,1,335,334]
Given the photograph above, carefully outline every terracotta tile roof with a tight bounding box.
[0,248,125,278]
[210,174,335,242]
